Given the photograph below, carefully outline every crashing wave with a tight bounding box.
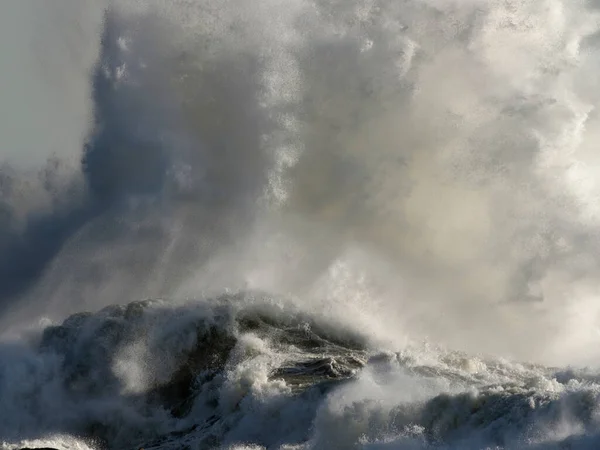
[2,292,600,450]
[1,292,367,449]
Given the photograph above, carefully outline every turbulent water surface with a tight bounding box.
[3,0,600,449]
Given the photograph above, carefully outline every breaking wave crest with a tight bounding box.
[4,0,600,448]
[4,293,600,450]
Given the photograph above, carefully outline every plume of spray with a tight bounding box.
[2,0,600,366]
[0,0,298,325]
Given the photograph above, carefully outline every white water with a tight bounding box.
[3,0,600,448]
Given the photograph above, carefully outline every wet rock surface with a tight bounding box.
[25,295,367,449]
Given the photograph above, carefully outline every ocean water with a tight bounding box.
[3,1,600,449]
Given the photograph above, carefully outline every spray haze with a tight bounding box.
[1,0,600,367]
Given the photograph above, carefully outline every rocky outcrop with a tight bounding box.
[25,295,367,449]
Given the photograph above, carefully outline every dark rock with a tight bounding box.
[19,448,59,450]
[147,324,237,417]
